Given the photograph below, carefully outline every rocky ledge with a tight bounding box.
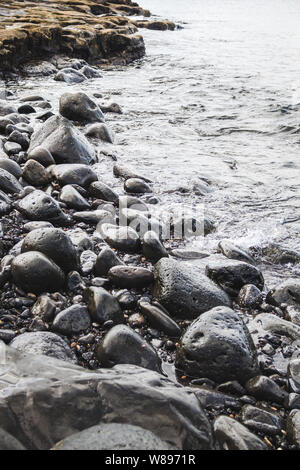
[0,0,175,71]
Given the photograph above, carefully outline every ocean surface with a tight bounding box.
[13,0,300,287]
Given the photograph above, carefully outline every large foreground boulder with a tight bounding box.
[0,343,213,450]
[28,115,95,164]
[153,258,230,320]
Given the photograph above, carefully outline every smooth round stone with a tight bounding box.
[96,324,162,373]
[23,221,54,232]
[116,289,137,309]
[142,230,168,263]
[0,428,26,451]
[85,123,114,143]
[113,163,153,183]
[55,69,86,84]
[59,92,105,123]
[10,331,76,363]
[15,189,69,225]
[108,266,154,289]
[218,240,256,265]
[18,104,36,114]
[124,178,152,194]
[22,159,50,187]
[8,130,30,150]
[89,181,119,204]
[245,375,288,404]
[0,158,22,178]
[0,168,23,194]
[68,228,94,253]
[73,209,112,225]
[139,301,181,337]
[214,416,267,450]
[49,163,98,187]
[94,247,124,277]
[31,294,57,322]
[11,251,66,295]
[27,146,55,167]
[52,305,91,336]
[118,195,148,212]
[267,279,300,307]
[20,95,45,102]
[84,286,123,325]
[100,223,140,253]
[238,284,263,308]
[4,141,21,155]
[60,185,90,210]
[241,405,282,436]
[21,227,78,273]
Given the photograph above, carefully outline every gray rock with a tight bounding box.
[15,190,69,225]
[0,168,22,194]
[124,178,152,194]
[68,229,94,253]
[287,410,300,448]
[176,306,259,384]
[22,228,78,273]
[241,404,282,436]
[0,428,26,450]
[100,102,122,114]
[0,158,22,178]
[22,159,50,187]
[52,305,91,336]
[81,65,102,79]
[49,163,98,187]
[96,325,162,373]
[4,141,22,155]
[31,295,57,322]
[170,249,210,260]
[238,284,263,308]
[7,130,30,150]
[267,279,300,307]
[59,92,105,124]
[60,185,90,210]
[0,100,17,116]
[218,241,256,265]
[94,247,124,277]
[153,258,231,320]
[245,375,288,404]
[142,230,168,263]
[205,258,264,297]
[214,415,267,450]
[249,313,300,341]
[73,209,112,225]
[52,423,174,450]
[89,181,119,204]
[194,388,241,411]
[260,243,300,265]
[85,123,113,143]
[23,221,54,232]
[11,251,65,294]
[108,265,154,289]
[28,115,95,165]
[84,286,123,325]
[0,344,213,450]
[54,68,86,84]
[27,147,55,167]
[118,195,149,212]
[113,163,152,183]
[139,301,181,337]
[100,223,140,253]
[0,329,16,344]
[288,359,300,393]
[10,332,76,363]
[80,250,97,275]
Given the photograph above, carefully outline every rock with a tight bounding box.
[27,147,55,167]
[96,324,162,373]
[73,209,112,225]
[0,428,26,451]
[218,241,256,265]
[0,100,17,116]
[176,306,259,384]
[142,230,168,263]
[60,185,90,210]
[8,130,30,150]
[118,195,149,212]
[193,388,241,411]
[288,359,300,393]
[113,164,152,183]
[238,284,263,308]
[20,95,45,102]
[89,181,119,204]
[84,287,123,325]
[54,68,86,84]
[245,376,288,404]
[15,190,69,225]
[205,258,264,297]
[100,223,140,253]
[260,243,300,264]
[124,178,152,194]
[10,332,76,363]
[0,168,22,194]
[67,271,85,292]
[0,344,212,450]
[216,381,246,396]
[108,266,154,289]
[0,329,16,344]
[18,104,36,114]
[120,208,163,239]
[24,221,54,232]
[52,305,91,336]
[153,258,231,320]
[0,158,22,178]
[287,410,300,448]
[31,295,57,322]
[249,313,300,341]
[52,423,175,450]
[85,123,113,143]
[11,251,65,294]
[59,93,105,124]
[213,416,267,450]
[68,229,94,254]
[0,190,12,215]
[28,115,95,165]
[49,163,98,187]
[22,159,50,186]
[80,250,97,275]
[139,301,181,337]
[170,249,210,260]
[22,228,78,273]
[94,247,124,277]
[81,65,102,79]
[4,141,22,155]
[241,405,282,436]
[267,279,300,307]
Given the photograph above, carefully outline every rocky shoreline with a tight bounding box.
[0,0,300,452]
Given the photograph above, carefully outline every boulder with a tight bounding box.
[15,190,69,225]
[267,279,300,307]
[49,163,98,187]
[59,93,105,124]
[214,416,267,450]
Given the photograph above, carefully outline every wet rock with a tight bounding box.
[27,147,55,167]
[267,279,300,307]
[28,115,95,165]
[22,159,50,186]
[245,375,288,404]
[241,404,282,436]
[24,221,53,232]
[49,163,98,187]
[218,240,256,265]
[11,251,65,294]
[18,104,36,114]
[94,247,124,277]
[100,223,140,253]
[120,209,163,240]
[193,388,241,411]
[80,250,97,275]
[60,185,90,210]
[119,195,149,212]
[0,329,16,344]
[8,130,30,150]
[73,209,112,225]
[100,102,122,114]
[170,249,210,260]
[54,68,86,84]
[113,163,152,183]
[260,243,300,264]
[4,141,22,155]
[249,313,300,341]
[0,344,213,450]
[89,181,119,204]
[15,190,69,225]
[142,230,168,263]
[59,92,105,124]
[205,258,264,297]
[81,65,102,79]
[52,423,174,451]
[153,258,230,320]
[68,228,94,254]
[124,178,152,194]
[0,158,22,178]
[0,168,22,194]
[0,100,17,116]
[139,301,181,337]
[84,286,123,325]
[67,271,85,292]
[108,265,154,289]
[176,306,259,384]
[0,428,26,451]
[52,305,91,336]
[85,123,113,143]
[31,295,56,322]
[214,416,267,450]
[287,410,300,448]
[216,381,246,396]
[10,332,76,363]
[238,284,263,308]
[288,359,300,393]
[96,324,162,373]
[21,227,78,273]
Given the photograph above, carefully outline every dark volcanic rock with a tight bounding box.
[176,306,259,384]
[27,146,55,167]
[96,324,162,373]
[100,223,140,253]
[52,305,91,336]
[0,168,23,194]
[245,375,288,405]
[89,181,119,203]
[0,428,26,451]
[241,405,282,436]
[238,284,263,308]
[60,185,90,210]
[153,258,230,320]
[0,158,22,178]
[205,258,264,297]
[11,251,65,294]
[59,92,105,124]
[84,286,123,325]
[124,178,152,194]
[21,227,78,273]
[28,115,95,165]
[108,265,154,288]
[267,279,300,307]
[94,247,124,277]
[49,163,98,187]
[15,190,69,225]
[142,230,168,263]
[214,416,267,450]
[85,123,113,143]
[22,159,50,186]
[218,240,256,265]
[139,301,181,337]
